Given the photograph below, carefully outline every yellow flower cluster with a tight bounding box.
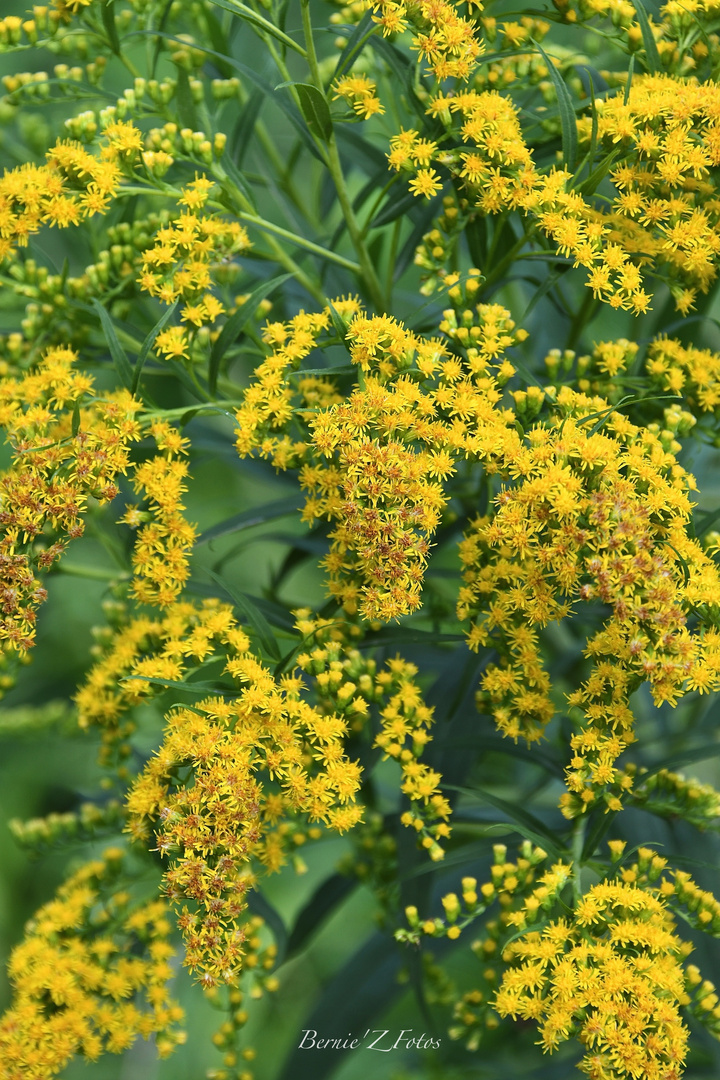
[124,420,196,608]
[0,346,141,654]
[646,336,720,413]
[235,290,720,818]
[0,850,184,1080]
[138,177,250,361]
[234,300,358,469]
[369,0,484,80]
[377,657,451,853]
[126,653,362,983]
[0,10,64,49]
[294,610,451,854]
[623,764,720,830]
[398,842,569,945]
[555,0,720,79]
[583,75,720,312]
[306,378,452,620]
[55,0,93,17]
[496,881,691,1079]
[435,844,720,1066]
[75,596,361,984]
[76,598,241,771]
[397,58,720,313]
[457,383,720,815]
[0,121,141,261]
[332,73,384,118]
[535,70,720,312]
[234,292,525,626]
[303,299,526,620]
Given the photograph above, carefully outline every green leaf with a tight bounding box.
[326,300,350,343]
[129,29,324,162]
[286,873,356,955]
[101,0,121,53]
[218,155,258,212]
[207,570,281,660]
[522,267,566,319]
[332,12,376,81]
[632,0,661,73]
[371,186,419,229]
[293,365,355,377]
[624,54,635,105]
[577,392,681,436]
[247,889,288,963]
[71,398,82,437]
[697,504,720,537]
[443,783,566,859]
[534,41,578,171]
[202,5,235,77]
[209,273,291,394]
[120,676,237,696]
[133,302,178,395]
[91,299,133,390]
[230,88,265,167]
[174,67,199,130]
[198,495,302,546]
[639,743,720,780]
[205,0,307,55]
[441,736,564,778]
[335,124,387,173]
[581,808,618,861]
[278,932,405,1080]
[279,81,333,142]
[578,146,621,197]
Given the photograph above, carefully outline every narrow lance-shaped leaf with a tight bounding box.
[133,301,178,395]
[207,569,282,661]
[174,67,199,130]
[101,0,121,54]
[332,11,376,81]
[624,54,635,105]
[632,0,661,73]
[205,0,307,55]
[443,783,566,859]
[278,81,333,142]
[198,494,302,546]
[91,299,134,390]
[119,676,239,696]
[534,40,579,171]
[209,273,291,394]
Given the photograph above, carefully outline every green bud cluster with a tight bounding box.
[10,800,124,852]
[624,764,720,830]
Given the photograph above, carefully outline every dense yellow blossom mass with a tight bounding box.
[0,0,720,1078]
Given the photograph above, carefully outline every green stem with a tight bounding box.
[566,289,599,351]
[255,121,318,223]
[386,217,401,301]
[361,173,401,236]
[213,172,325,304]
[571,816,586,906]
[140,401,246,422]
[483,223,535,288]
[299,0,387,312]
[234,210,361,272]
[56,563,130,582]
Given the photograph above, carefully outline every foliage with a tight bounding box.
[0,0,719,1078]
